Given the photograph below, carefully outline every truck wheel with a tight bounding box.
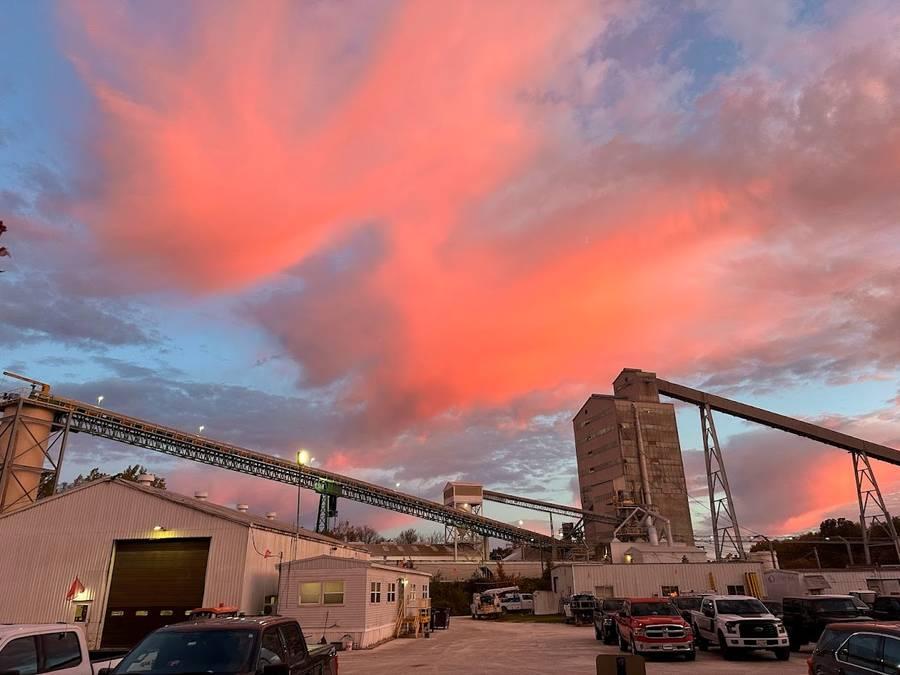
[595,625,602,641]
[619,634,629,652]
[630,638,641,657]
[718,631,735,660]
[774,647,790,661]
[685,649,696,661]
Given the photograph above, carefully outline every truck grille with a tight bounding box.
[738,621,777,638]
[644,624,686,639]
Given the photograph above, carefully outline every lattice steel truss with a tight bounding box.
[700,403,746,561]
[0,398,72,513]
[853,451,900,565]
[6,392,558,547]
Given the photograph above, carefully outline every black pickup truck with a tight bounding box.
[782,596,871,650]
[108,616,337,675]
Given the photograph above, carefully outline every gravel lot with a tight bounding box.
[339,618,809,674]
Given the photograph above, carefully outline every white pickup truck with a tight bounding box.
[0,625,126,675]
[690,595,790,661]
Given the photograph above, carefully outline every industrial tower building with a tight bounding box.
[574,369,694,546]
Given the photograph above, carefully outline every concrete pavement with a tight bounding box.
[339,618,808,674]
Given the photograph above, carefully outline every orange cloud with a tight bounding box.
[59,1,900,480]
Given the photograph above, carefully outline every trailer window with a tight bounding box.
[41,632,83,672]
[0,636,38,675]
[323,581,344,605]
[387,583,397,602]
[299,582,321,605]
[370,582,382,603]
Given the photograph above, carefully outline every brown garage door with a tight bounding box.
[101,538,210,648]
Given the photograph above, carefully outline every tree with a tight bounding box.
[490,546,513,560]
[53,464,167,494]
[395,528,419,544]
[325,520,385,544]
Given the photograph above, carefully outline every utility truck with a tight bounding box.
[471,586,519,619]
[691,595,790,660]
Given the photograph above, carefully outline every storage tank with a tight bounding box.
[0,400,56,513]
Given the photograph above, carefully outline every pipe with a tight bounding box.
[632,404,659,545]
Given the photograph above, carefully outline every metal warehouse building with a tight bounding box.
[551,560,768,599]
[0,477,367,648]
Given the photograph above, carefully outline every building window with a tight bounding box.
[422,584,429,600]
[410,584,417,600]
[370,582,382,603]
[387,583,397,602]
[727,585,746,595]
[299,582,321,605]
[323,580,345,605]
[661,585,679,597]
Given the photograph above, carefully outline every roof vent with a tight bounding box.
[194,491,209,501]
[236,503,249,513]
[265,512,277,521]
[137,474,155,486]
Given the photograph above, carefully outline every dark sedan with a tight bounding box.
[808,622,900,674]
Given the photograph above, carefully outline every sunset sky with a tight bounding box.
[1,0,898,542]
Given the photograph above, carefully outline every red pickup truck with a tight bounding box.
[615,597,695,660]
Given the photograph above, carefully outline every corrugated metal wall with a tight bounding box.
[551,562,767,598]
[0,481,366,648]
[0,481,249,648]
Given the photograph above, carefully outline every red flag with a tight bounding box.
[66,577,85,601]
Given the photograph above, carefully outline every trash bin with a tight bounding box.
[431,607,451,630]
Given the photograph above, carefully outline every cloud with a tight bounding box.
[0,278,154,349]
[20,1,900,533]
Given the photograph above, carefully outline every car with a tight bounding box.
[615,597,695,660]
[782,595,871,651]
[108,616,337,675]
[594,598,625,644]
[807,622,900,674]
[870,595,900,621]
[691,594,790,660]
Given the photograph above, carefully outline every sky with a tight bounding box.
[1,0,898,543]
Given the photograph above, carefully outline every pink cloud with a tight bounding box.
[52,1,900,533]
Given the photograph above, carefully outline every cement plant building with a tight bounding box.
[574,369,695,546]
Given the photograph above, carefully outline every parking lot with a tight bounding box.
[339,619,808,674]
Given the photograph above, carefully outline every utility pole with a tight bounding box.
[813,546,822,569]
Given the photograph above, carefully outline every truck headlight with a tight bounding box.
[775,622,786,634]
[725,622,738,634]
[633,626,644,636]
[684,625,693,635]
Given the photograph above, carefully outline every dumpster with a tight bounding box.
[431,607,451,630]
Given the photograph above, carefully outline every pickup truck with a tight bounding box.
[498,592,534,614]
[593,598,624,644]
[782,595,871,650]
[615,597,695,660]
[691,595,790,660]
[870,595,900,621]
[108,616,336,675]
[0,624,125,675]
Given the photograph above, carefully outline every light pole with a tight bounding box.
[753,534,778,569]
[293,449,310,561]
[96,395,104,406]
[825,536,855,566]
[198,425,205,435]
